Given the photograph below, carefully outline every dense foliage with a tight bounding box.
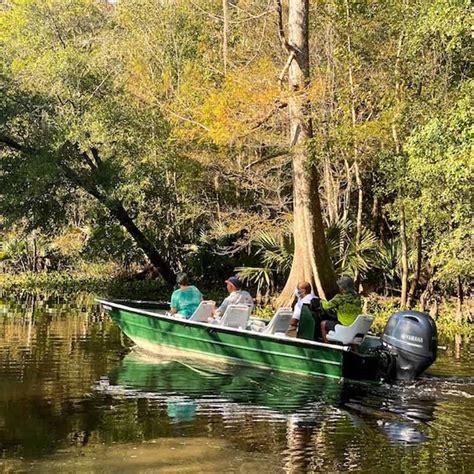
[0,1,472,317]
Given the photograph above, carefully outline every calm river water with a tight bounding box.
[0,296,472,473]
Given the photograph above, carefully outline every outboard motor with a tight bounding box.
[382,310,437,381]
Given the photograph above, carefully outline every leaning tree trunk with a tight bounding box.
[0,135,177,285]
[278,0,337,304]
[104,199,176,285]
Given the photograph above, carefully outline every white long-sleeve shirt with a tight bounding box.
[293,293,316,321]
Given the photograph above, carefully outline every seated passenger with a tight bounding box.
[214,276,254,318]
[320,276,362,343]
[288,281,319,336]
[169,273,203,319]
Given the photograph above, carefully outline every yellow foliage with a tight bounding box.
[200,59,281,146]
[50,227,89,258]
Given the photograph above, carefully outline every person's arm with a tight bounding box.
[289,301,302,328]
[215,296,229,318]
[321,295,341,320]
[321,294,341,311]
[169,291,178,315]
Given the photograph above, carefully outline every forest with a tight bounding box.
[0,0,472,326]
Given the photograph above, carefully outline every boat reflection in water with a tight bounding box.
[96,349,434,455]
[101,349,344,417]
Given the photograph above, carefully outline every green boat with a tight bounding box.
[99,299,438,383]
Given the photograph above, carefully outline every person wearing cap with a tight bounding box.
[169,273,203,319]
[214,276,254,318]
[320,276,362,342]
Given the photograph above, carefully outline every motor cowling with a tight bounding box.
[382,310,437,381]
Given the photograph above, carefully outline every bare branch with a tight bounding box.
[274,0,292,53]
[0,135,36,154]
[233,8,275,24]
[163,106,211,132]
[90,147,103,167]
[84,71,113,106]
[190,1,223,22]
[238,100,287,138]
[278,51,295,86]
[245,149,289,169]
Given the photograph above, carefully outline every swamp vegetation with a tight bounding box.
[0,1,472,338]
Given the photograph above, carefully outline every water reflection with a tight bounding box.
[102,350,438,450]
[0,297,472,472]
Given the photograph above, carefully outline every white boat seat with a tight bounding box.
[188,300,215,322]
[327,314,374,345]
[251,307,293,335]
[218,304,251,329]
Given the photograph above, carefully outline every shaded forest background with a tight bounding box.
[0,0,472,321]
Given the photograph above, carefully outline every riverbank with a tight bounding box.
[0,271,471,341]
[0,268,168,301]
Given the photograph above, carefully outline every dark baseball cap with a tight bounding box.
[225,276,242,290]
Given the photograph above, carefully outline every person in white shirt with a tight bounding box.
[214,276,254,318]
[288,281,317,333]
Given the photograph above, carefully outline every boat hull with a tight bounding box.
[101,300,381,382]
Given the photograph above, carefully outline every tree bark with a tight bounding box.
[400,204,409,308]
[407,226,422,308]
[342,159,352,222]
[102,198,176,285]
[456,275,463,322]
[277,0,337,304]
[345,0,363,285]
[354,159,363,284]
[222,0,229,74]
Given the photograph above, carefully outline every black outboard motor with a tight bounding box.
[382,310,437,381]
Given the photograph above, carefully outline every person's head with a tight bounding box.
[176,272,189,287]
[225,276,242,293]
[294,281,312,299]
[336,276,355,294]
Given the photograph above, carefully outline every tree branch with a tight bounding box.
[80,150,97,171]
[238,100,287,138]
[275,0,292,53]
[90,147,103,167]
[245,149,289,169]
[0,134,36,154]
[278,51,296,86]
[163,106,211,132]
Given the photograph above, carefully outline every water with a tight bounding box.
[0,297,472,472]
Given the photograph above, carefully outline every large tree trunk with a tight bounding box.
[278,0,337,304]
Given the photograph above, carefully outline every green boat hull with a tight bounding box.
[100,300,381,382]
